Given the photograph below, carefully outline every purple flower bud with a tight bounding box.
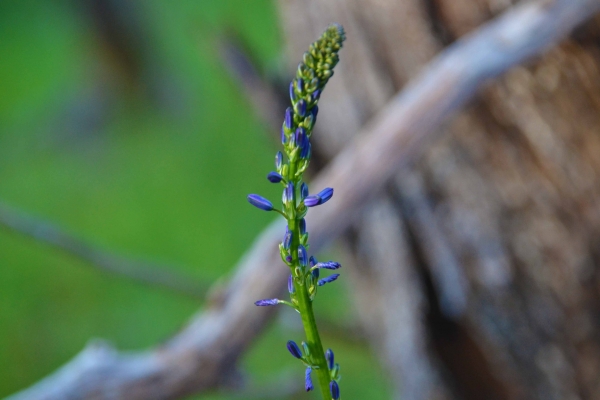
[312,90,321,102]
[289,130,297,147]
[289,82,296,102]
[312,105,319,119]
[300,183,308,200]
[299,218,306,235]
[285,107,293,131]
[296,99,307,117]
[326,349,335,370]
[255,299,280,306]
[267,172,283,183]
[285,255,292,263]
[315,261,341,270]
[283,229,293,250]
[309,256,317,267]
[275,151,283,170]
[297,78,305,93]
[282,182,294,205]
[330,381,340,400]
[288,274,295,294]
[318,187,334,204]
[281,126,286,144]
[318,273,340,286]
[247,194,273,211]
[305,367,313,392]
[286,340,303,359]
[304,195,320,207]
[298,245,308,267]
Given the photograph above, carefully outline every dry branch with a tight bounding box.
[8,0,600,398]
[0,202,207,299]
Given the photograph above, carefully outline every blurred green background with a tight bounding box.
[0,1,389,398]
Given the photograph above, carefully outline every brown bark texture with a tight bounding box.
[279,1,600,400]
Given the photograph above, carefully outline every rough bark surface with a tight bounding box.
[278,1,600,399]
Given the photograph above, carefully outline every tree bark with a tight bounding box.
[278,1,600,399]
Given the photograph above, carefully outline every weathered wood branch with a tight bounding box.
[8,0,600,398]
[0,202,207,299]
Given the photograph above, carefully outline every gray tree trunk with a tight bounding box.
[278,1,600,399]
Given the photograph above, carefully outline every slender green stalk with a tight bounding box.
[287,164,331,399]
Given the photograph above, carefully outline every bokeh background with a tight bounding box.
[0,1,388,398]
[5,1,600,400]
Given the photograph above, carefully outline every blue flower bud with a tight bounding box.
[305,367,313,392]
[281,126,286,144]
[299,218,306,235]
[300,183,309,200]
[312,90,321,102]
[289,82,296,102]
[330,381,340,400]
[275,151,283,170]
[300,141,311,159]
[298,245,308,268]
[282,182,294,205]
[255,299,280,306]
[283,229,292,250]
[312,105,319,119]
[297,78,305,93]
[285,255,292,263]
[247,194,273,211]
[318,273,340,286]
[318,187,334,204]
[286,340,303,359]
[296,99,307,117]
[295,127,306,148]
[326,349,335,370]
[267,172,283,183]
[289,130,297,148]
[288,274,295,294]
[309,256,317,267]
[315,261,341,270]
[285,107,294,131]
[304,195,320,207]
[312,267,320,279]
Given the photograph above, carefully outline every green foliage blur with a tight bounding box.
[0,1,389,398]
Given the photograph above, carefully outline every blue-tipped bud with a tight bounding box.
[281,126,286,144]
[289,130,297,148]
[330,381,340,400]
[289,82,296,102]
[297,78,305,93]
[275,151,283,170]
[282,182,294,205]
[312,267,320,279]
[285,107,294,131]
[309,256,318,267]
[285,255,293,264]
[318,274,340,286]
[295,127,306,148]
[305,367,313,392]
[286,340,303,359]
[300,183,309,200]
[283,229,293,250]
[299,218,306,235]
[255,299,280,306]
[247,194,273,211]
[288,274,295,294]
[298,245,308,268]
[296,99,307,118]
[312,105,319,119]
[300,141,311,159]
[312,90,321,102]
[304,195,320,207]
[315,261,341,270]
[318,187,334,204]
[267,172,283,183]
[326,349,335,370]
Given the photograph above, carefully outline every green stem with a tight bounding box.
[287,160,330,399]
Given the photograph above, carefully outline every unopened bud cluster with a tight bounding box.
[247,24,345,399]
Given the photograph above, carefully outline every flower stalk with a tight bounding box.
[247,24,346,399]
